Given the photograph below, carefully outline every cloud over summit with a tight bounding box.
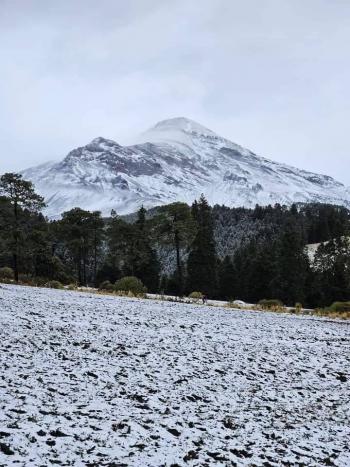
[0,0,350,183]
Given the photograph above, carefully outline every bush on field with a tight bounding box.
[0,267,14,281]
[45,280,63,289]
[258,299,284,310]
[99,280,115,292]
[18,274,34,284]
[329,302,350,313]
[295,302,303,312]
[34,276,49,286]
[189,291,203,303]
[114,276,147,296]
[227,300,246,309]
[314,305,350,320]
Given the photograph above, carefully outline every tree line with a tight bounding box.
[0,172,349,308]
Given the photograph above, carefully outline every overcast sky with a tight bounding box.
[1,0,350,184]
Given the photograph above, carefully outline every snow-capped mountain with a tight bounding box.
[22,117,350,217]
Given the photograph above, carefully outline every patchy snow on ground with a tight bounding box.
[0,284,349,466]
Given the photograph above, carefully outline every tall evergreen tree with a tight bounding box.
[57,208,104,285]
[87,211,105,286]
[311,237,350,306]
[107,212,133,274]
[106,207,160,291]
[270,223,310,305]
[130,206,160,292]
[0,173,45,281]
[153,202,195,296]
[218,255,236,300]
[186,195,217,297]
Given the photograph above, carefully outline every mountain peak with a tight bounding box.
[150,117,217,136]
[89,136,119,146]
[90,136,107,144]
[22,117,350,218]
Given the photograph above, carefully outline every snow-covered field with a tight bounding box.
[0,284,349,466]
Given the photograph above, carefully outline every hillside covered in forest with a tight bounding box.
[1,173,350,308]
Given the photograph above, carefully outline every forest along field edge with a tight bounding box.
[0,172,350,317]
[0,283,349,466]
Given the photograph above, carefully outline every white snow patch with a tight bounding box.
[0,284,349,465]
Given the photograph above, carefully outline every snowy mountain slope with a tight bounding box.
[22,117,350,217]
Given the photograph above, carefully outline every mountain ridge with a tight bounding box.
[22,117,350,217]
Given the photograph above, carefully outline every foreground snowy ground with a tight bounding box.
[0,285,349,466]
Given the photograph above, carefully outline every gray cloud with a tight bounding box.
[0,0,349,184]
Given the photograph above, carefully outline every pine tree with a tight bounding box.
[312,237,350,306]
[57,208,104,285]
[107,213,133,274]
[153,202,195,296]
[0,173,45,281]
[87,211,105,286]
[270,223,310,305]
[218,256,236,300]
[130,206,160,292]
[107,207,160,292]
[186,195,217,297]
[233,240,276,303]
